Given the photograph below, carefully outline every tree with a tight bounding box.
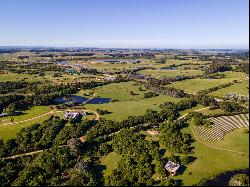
[67,138,82,157]
[3,103,17,115]
[129,91,135,96]
[179,154,191,165]
[229,174,249,186]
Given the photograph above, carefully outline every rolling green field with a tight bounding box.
[208,80,249,98]
[79,81,148,101]
[177,126,249,185]
[0,72,44,82]
[166,78,238,94]
[139,69,203,78]
[85,95,182,121]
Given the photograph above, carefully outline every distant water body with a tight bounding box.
[53,95,111,104]
[160,67,177,70]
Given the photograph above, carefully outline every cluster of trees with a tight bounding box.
[196,81,236,95]
[234,63,249,74]
[0,83,78,114]
[141,81,186,98]
[147,76,195,86]
[156,58,166,64]
[0,116,93,157]
[160,98,198,112]
[105,129,162,186]
[0,117,64,157]
[193,95,218,109]
[79,67,100,75]
[0,94,26,113]
[96,108,111,115]
[5,62,66,75]
[0,118,101,186]
[85,109,180,142]
[187,112,213,128]
[203,72,225,79]
[218,101,248,114]
[159,120,193,154]
[144,91,159,98]
[224,93,249,102]
[0,81,33,94]
[229,174,249,186]
[204,63,232,75]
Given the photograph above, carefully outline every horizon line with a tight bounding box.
[0,45,249,50]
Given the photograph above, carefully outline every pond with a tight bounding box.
[87,98,111,104]
[160,67,177,70]
[53,95,111,104]
[95,59,140,63]
[57,61,69,65]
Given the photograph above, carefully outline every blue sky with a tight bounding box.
[0,0,248,48]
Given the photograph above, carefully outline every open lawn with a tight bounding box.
[99,152,122,177]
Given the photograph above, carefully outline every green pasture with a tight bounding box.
[79,81,149,101]
[167,78,237,94]
[138,69,203,78]
[175,126,249,185]
[85,95,182,121]
[0,72,44,82]
[208,80,249,98]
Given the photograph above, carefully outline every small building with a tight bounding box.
[165,161,180,176]
[147,129,159,136]
[104,75,116,81]
[64,112,80,120]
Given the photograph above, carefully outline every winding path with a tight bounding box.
[0,110,57,127]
